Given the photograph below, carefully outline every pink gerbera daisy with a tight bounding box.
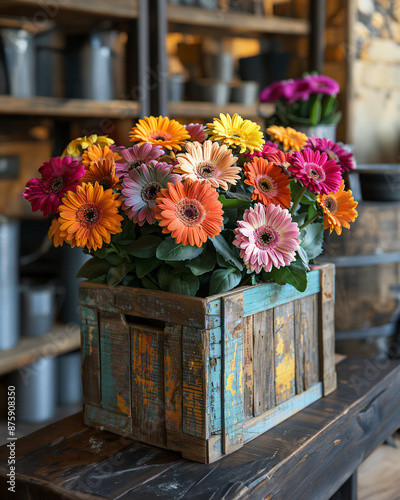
[306,136,355,173]
[184,123,208,143]
[307,74,340,96]
[244,142,278,160]
[233,203,300,274]
[23,157,85,217]
[115,143,164,178]
[259,79,295,103]
[288,148,342,194]
[120,162,181,225]
[263,149,292,175]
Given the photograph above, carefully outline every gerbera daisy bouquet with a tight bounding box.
[260,73,342,128]
[23,113,358,296]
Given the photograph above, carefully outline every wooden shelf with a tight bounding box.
[0,0,138,20]
[169,100,274,120]
[167,5,309,36]
[0,324,80,376]
[0,96,140,119]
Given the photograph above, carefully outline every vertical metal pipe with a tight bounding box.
[138,0,150,117]
[308,0,326,73]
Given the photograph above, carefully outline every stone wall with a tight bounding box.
[352,0,400,162]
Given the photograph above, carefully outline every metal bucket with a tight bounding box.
[57,350,82,406]
[0,217,19,350]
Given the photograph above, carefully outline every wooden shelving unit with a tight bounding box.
[0,324,80,376]
[0,96,140,119]
[169,101,274,120]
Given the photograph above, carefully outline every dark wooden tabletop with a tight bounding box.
[1,357,400,500]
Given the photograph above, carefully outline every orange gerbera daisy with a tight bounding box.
[175,140,240,190]
[58,182,123,251]
[81,158,121,191]
[48,218,76,248]
[129,116,190,151]
[244,157,291,209]
[155,179,224,247]
[82,144,122,169]
[266,125,308,152]
[317,180,358,235]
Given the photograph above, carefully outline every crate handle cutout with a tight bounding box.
[124,314,166,332]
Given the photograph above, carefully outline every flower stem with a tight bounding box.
[298,212,320,230]
[290,185,307,216]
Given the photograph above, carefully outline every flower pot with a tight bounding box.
[293,123,337,142]
[79,263,336,463]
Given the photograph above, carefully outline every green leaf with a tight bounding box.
[76,257,111,280]
[156,236,203,261]
[218,194,252,210]
[93,247,107,259]
[141,276,160,290]
[321,94,336,120]
[185,250,216,276]
[135,257,162,279]
[90,274,107,284]
[112,217,137,245]
[310,94,322,126]
[300,222,324,260]
[297,245,310,270]
[125,235,162,258]
[209,267,242,295]
[105,250,124,266]
[140,223,162,236]
[107,263,135,287]
[271,260,308,292]
[157,265,173,291]
[211,234,243,271]
[168,273,200,296]
[223,190,253,202]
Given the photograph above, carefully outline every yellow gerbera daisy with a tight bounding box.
[129,116,190,151]
[205,113,264,154]
[81,144,122,169]
[58,182,123,251]
[62,135,114,158]
[317,180,358,235]
[266,126,308,152]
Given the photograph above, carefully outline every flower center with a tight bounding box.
[196,161,217,179]
[99,177,112,190]
[150,130,172,142]
[142,182,162,203]
[255,225,280,249]
[257,176,274,193]
[77,202,102,228]
[175,198,205,227]
[51,177,64,192]
[129,159,145,171]
[327,150,338,162]
[306,163,326,182]
[324,196,338,214]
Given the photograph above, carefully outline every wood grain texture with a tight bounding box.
[302,294,319,391]
[84,404,133,438]
[253,309,275,416]
[131,323,166,446]
[243,315,254,420]
[99,312,131,416]
[294,299,304,395]
[222,293,244,455]
[208,326,222,436]
[81,306,100,407]
[164,323,182,440]
[2,359,399,500]
[274,303,296,405]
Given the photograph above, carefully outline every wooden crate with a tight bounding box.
[79,263,336,463]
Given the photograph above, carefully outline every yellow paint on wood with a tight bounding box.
[275,332,295,401]
[230,342,238,371]
[226,373,236,396]
[88,326,94,355]
[116,394,130,415]
[239,344,243,394]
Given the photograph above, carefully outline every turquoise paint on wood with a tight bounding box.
[208,327,222,436]
[222,293,244,454]
[243,269,321,317]
[84,403,133,437]
[243,382,322,443]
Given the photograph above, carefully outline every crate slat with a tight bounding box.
[81,306,100,407]
[274,302,296,405]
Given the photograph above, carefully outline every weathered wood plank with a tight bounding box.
[253,310,275,416]
[302,294,319,391]
[243,315,254,420]
[182,326,207,439]
[131,324,166,446]
[79,282,209,328]
[80,306,100,407]
[164,323,182,443]
[208,326,222,435]
[294,299,304,394]
[99,312,131,416]
[84,404,133,438]
[274,303,295,405]
[222,292,244,455]
[319,263,337,395]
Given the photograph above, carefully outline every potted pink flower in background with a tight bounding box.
[260,73,342,141]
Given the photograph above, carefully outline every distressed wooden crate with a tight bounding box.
[79,263,336,463]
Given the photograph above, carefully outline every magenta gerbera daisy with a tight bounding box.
[288,148,342,194]
[244,142,278,160]
[308,74,340,95]
[306,136,355,173]
[22,157,85,217]
[233,203,300,274]
[115,143,164,178]
[119,162,181,225]
[184,123,208,143]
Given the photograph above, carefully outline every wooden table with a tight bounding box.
[1,357,400,500]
